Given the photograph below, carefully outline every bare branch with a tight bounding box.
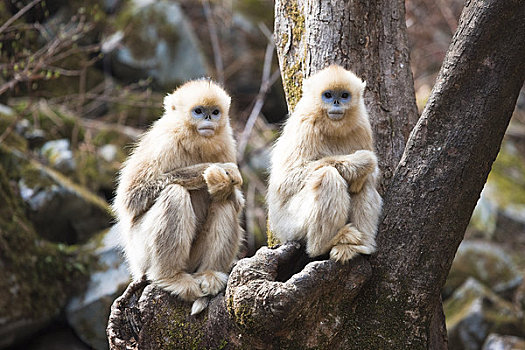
[237,24,279,161]
[0,0,42,34]
[203,0,224,85]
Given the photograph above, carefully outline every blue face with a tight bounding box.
[321,89,351,120]
[191,105,221,120]
[191,105,222,137]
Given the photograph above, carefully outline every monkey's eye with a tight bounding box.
[324,92,332,99]
[194,108,203,115]
[341,92,350,99]
[212,109,220,115]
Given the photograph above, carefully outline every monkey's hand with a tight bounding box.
[314,150,377,193]
[204,163,242,201]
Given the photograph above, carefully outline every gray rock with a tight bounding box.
[41,139,76,173]
[105,0,208,89]
[18,159,112,243]
[467,139,525,245]
[67,224,130,350]
[97,144,119,163]
[482,334,525,350]
[443,240,522,299]
[0,103,14,116]
[445,278,523,350]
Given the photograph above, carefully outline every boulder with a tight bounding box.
[0,154,93,348]
[41,139,76,173]
[0,142,112,244]
[17,158,113,244]
[445,278,524,350]
[443,241,522,299]
[105,0,208,89]
[468,139,525,247]
[482,334,525,350]
[67,225,130,350]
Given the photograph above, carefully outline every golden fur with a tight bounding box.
[114,79,244,314]
[267,65,382,262]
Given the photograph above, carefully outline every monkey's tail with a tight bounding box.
[191,297,209,315]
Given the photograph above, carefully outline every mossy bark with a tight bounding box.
[107,0,525,349]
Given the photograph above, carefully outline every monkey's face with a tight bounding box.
[321,89,352,121]
[163,79,232,139]
[191,104,222,137]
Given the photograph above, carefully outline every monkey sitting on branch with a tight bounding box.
[268,65,382,263]
[113,79,244,315]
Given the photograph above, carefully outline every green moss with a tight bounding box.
[265,218,281,247]
[146,301,209,349]
[285,1,305,45]
[279,1,305,110]
[0,163,94,323]
[10,101,86,143]
[235,0,274,27]
[0,115,28,151]
[487,141,525,206]
[281,60,303,110]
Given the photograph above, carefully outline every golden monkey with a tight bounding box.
[267,65,382,263]
[113,79,244,314]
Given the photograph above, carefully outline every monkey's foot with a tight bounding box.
[329,224,376,263]
[156,272,204,301]
[204,165,239,200]
[195,270,229,296]
[191,297,209,315]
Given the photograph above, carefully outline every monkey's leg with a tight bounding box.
[299,166,351,257]
[142,184,203,301]
[349,181,382,251]
[194,189,243,290]
[188,189,244,315]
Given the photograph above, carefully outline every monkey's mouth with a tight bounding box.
[197,126,216,137]
[327,111,344,120]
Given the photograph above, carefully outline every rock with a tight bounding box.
[105,0,208,89]
[0,103,14,116]
[67,224,130,350]
[8,145,113,244]
[482,334,525,350]
[468,139,525,247]
[98,144,119,163]
[41,139,76,173]
[0,154,93,348]
[15,327,91,350]
[443,240,522,299]
[445,278,524,350]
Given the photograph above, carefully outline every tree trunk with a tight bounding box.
[107,0,525,349]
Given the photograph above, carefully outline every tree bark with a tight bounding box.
[107,0,525,349]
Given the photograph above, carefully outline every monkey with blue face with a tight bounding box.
[114,79,244,314]
[268,65,382,262]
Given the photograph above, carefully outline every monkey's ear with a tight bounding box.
[361,80,367,93]
[163,93,176,112]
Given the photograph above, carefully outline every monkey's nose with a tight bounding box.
[333,100,340,105]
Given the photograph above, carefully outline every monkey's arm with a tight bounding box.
[125,163,213,219]
[312,150,378,193]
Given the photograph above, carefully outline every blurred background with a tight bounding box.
[0,0,524,349]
